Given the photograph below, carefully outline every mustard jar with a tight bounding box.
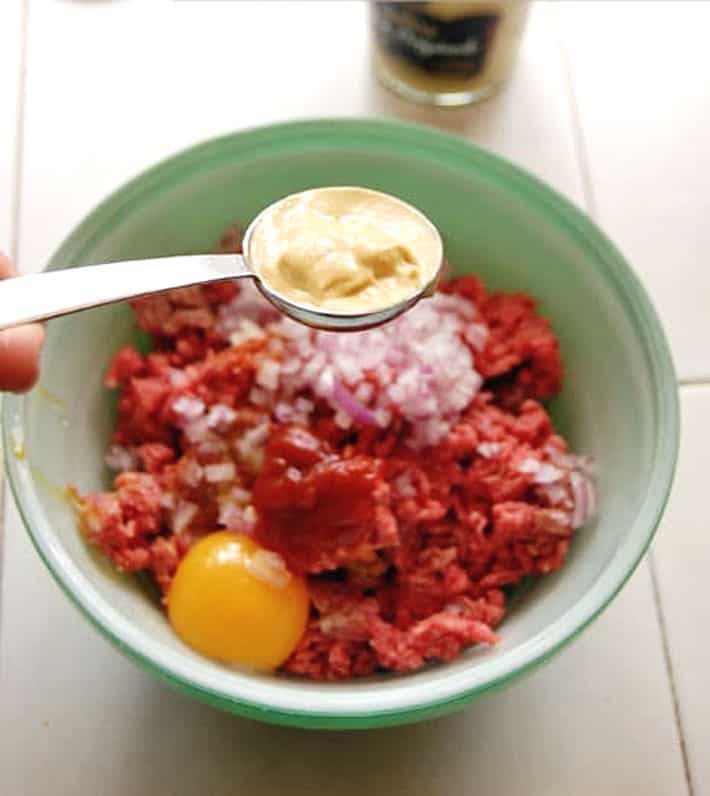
[371,1,530,106]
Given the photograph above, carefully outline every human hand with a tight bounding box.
[0,252,44,392]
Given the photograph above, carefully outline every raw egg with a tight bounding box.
[167,531,309,671]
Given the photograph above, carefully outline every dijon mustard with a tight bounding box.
[249,187,441,313]
[371,1,530,106]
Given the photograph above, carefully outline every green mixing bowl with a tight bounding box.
[2,119,678,729]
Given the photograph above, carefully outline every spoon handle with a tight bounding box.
[0,254,252,331]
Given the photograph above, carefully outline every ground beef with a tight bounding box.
[75,229,594,680]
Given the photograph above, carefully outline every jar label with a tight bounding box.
[373,3,500,77]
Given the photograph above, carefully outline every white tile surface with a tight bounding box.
[0,1,701,793]
[17,0,583,274]
[0,0,23,252]
[0,501,688,796]
[653,386,710,796]
[558,0,710,382]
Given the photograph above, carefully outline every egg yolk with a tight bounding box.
[167,532,309,671]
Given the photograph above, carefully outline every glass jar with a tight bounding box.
[371,1,530,106]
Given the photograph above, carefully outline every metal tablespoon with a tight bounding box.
[0,190,443,333]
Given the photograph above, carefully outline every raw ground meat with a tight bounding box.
[75,225,595,680]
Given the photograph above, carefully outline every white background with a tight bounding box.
[1,2,709,794]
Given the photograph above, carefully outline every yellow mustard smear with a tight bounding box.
[249,187,441,313]
[29,465,74,505]
[36,383,67,414]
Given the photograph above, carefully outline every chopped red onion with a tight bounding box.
[172,396,205,425]
[220,291,491,449]
[230,486,251,505]
[249,387,269,407]
[204,462,236,483]
[217,281,279,337]
[228,318,266,347]
[197,440,228,457]
[169,369,188,387]
[517,458,541,475]
[246,549,291,588]
[394,472,416,498]
[477,442,501,459]
[206,404,237,432]
[374,408,392,428]
[256,359,280,391]
[274,402,295,423]
[184,416,212,444]
[538,483,570,507]
[334,410,354,430]
[243,505,257,528]
[547,508,573,528]
[355,382,374,403]
[332,380,378,426]
[464,323,489,351]
[105,444,139,473]
[178,459,203,488]
[218,503,242,528]
[570,470,597,529]
[173,501,198,533]
[240,423,269,450]
[294,397,314,414]
[534,463,565,485]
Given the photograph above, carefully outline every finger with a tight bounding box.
[0,324,45,392]
[0,250,17,279]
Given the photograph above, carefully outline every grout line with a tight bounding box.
[1,0,31,642]
[648,552,696,796]
[555,3,598,219]
[10,0,30,264]
[678,377,710,388]
[557,0,710,402]
[557,5,695,794]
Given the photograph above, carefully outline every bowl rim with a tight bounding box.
[2,117,680,729]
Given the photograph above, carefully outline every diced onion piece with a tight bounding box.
[105,445,139,472]
[246,549,291,589]
[173,501,198,533]
[204,462,236,483]
[256,359,280,391]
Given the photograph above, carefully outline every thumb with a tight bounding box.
[0,324,45,392]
